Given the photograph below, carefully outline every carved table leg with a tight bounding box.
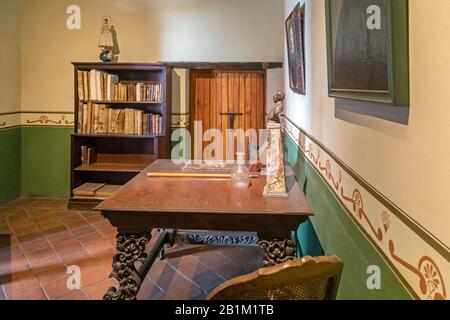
[259,238,297,267]
[104,231,151,300]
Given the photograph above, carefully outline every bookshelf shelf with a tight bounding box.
[69,62,172,210]
[72,133,165,139]
[75,162,149,173]
[79,100,164,105]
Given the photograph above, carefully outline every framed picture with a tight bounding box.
[325,0,409,106]
[286,3,306,95]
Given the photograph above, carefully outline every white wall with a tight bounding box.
[283,0,450,246]
[20,0,284,112]
[0,0,21,113]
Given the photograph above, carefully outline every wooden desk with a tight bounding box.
[96,160,313,300]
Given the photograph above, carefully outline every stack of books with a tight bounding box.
[115,82,163,103]
[80,146,95,165]
[77,103,163,136]
[77,69,163,102]
[73,183,122,200]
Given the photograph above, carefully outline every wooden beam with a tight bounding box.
[161,61,283,70]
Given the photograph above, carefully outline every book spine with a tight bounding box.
[77,70,84,101]
[80,146,86,165]
[84,71,89,100]
[77,102,83,133]
[82,104,88,134]
[89,69,97,101]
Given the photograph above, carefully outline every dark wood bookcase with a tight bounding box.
[70,63,172,209]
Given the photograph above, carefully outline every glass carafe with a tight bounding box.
[230,152,250,189]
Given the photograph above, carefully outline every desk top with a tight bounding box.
[96,160,312,218]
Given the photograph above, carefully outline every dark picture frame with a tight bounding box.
[325,0,410,106]
[286,3,306,95]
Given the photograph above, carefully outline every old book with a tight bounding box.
[133,109,138,135]
[97,105,108,134]
[138,110,144,135]
[119,109,126,134]
[86,147,95,164]
[92,104,99,134]
[103,73,107,101]
[158,115,163,134]
[77,102,83,133]
[125,108,135,135]
[73,183,106,197]
[95,184,122,198]
[95,70,102,101]
[136,83,141,102]
[87,102,93,134]
[82,103,88,134]
[109,109,118,134]
[83,71,89,100]
[142,113,147,135]
[119,83,127,101]
[89,69,97,101]
[80,146,87,165]
[77,70,84,101]
[107,74,119,101]
[107,108,113,134]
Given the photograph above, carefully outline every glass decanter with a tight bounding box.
[230,152,250,189]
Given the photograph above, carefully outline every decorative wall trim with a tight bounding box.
[0,112,74,129]
[282,115,449,300]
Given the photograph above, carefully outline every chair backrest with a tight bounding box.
[207,256,343,300]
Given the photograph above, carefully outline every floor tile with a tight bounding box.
[191,270,225,293]
[46,231,73,245]
[0,253,30,275]
[77,258,109,288]
[56,289,89,300]
[35,264,69,285]
[77,232,105,246]
[70,225,97,238]
[160,273,204,300]
[137,277,166,300]
[170,256,211,278]
[210,259,246,280]
[147,260,174,283]
[25,247,62,270]
[41,276,73,299]
[1,197,262,301]
[83,278,116,300]
[0,285,5,300]
[13,287,47,300]
[52,239,90,265]
[84,239,114,256]
[39,225,69,237]
[20,237,50,254]
[85,215,105,224]
[92,249,114,274]
[3,270,40,299]
[3,198,37,208]
[193,251,228,268]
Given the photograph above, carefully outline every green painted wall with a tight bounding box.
[0,128,21,205]
[21,127,72,198]
[285,137,411,300]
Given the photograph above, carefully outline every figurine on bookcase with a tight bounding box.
[99,17,115,63]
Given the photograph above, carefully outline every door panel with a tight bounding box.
[190,70,265,161]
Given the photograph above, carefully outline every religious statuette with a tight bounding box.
[230,152,250,189]
[98,17,114,63]
[263,91,288,198]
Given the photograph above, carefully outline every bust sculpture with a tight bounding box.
[263,90,288,198]
[266,90,285,124]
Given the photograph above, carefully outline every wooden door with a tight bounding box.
[190,70,265,161]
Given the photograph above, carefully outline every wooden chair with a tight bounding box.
[207,256,343,300]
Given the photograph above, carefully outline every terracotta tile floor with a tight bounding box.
[0,197,263,300]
